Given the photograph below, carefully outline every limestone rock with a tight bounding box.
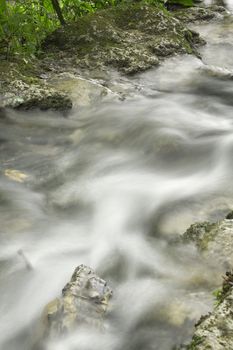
[42,265,113,340]
[1,79,72,111]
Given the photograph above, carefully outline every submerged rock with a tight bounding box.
[200,65,233,80]
[43,3,205,75]
[41,265,113,340]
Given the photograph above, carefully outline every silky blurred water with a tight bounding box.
[0,16,233,350]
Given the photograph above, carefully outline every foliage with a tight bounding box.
[0,0,58,59]
[0,0,193,60]
[60,0,120,21]
[0,0,122,59]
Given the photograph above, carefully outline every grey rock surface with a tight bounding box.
[2,79,72,111]
[42,264,113,339]
[173,5,228,23]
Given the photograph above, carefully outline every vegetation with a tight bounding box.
[185,335,205,349]
[0,0,193,60]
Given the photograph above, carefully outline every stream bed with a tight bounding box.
[0,16,233,350]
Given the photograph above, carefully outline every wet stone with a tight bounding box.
[182,218,233,268]
[40,265,113,342]
[2,80,72,112]
[179,271,233,350]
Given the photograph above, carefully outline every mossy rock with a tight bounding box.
[182,221,218,251]
[178,272,233,350]
[43,3,205,74]
[0,60,72,111]
[182,218,233,268]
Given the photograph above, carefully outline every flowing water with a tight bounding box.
[1,15,233,350]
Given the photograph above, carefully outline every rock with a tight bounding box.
[43,3,205,75]
[212,0,227,6]
[49,73,112,107]
[226,210,233,219]
[0,60,72,112]
[4,169,29,183]
[172,5,228,23]
[1,79,72,111]
[179,216,233,349]
[182,218,233,268]
[41,264,113,341]
[179,271,233,350]
[1,3,227,110]
[200,65,233,80]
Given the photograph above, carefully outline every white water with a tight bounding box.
[0,16,233,350]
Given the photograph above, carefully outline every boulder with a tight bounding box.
[41,265,113,340]
[2,79,72,111]
[182,217,233,268]
[43,3,206,75]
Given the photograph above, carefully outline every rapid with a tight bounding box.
[0,13,233,350]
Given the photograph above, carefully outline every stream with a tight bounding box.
[0,14,233,350]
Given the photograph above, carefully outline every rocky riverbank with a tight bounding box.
[0,2,229,111]
[179,213,233,349]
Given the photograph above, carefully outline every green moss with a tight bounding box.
[213,288,225,306]
[0,58,41,88]
[185,335,205,349]
[182,222,218,251]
